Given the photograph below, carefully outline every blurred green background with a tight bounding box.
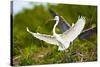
[12,2,97,66]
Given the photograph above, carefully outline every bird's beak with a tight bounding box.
[46,19,56,23]
[49,19,56,21]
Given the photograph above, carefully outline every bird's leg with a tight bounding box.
[63,49,68,62]
[67,42,73,53]
[64,42,73,62]
[60,47,69,63]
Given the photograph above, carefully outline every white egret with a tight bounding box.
[26,16,85,51]
[49,9,96,39]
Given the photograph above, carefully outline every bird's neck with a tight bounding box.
[53,20,59,36]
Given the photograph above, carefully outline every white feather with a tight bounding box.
[27,16,85,51]
[26,27,59,45]
[61,16,85,42]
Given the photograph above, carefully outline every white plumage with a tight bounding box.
[26,16,85,51]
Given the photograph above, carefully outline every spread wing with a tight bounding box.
[49,9,71,32]
[26,27,58,45]
[61,16,86,42]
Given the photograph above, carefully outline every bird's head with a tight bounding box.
[45,16,59,24]
[54,16,59,21]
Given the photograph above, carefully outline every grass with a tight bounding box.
[12,37,97,65]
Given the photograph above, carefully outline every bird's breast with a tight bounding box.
[56,36,71,50]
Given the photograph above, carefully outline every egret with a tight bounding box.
[26,16,85,51]
[49,9,97,39]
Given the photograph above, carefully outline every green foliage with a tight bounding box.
[12,3,97,66]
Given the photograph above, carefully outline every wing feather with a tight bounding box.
[61,16,86,42]
[26,27,58,45]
